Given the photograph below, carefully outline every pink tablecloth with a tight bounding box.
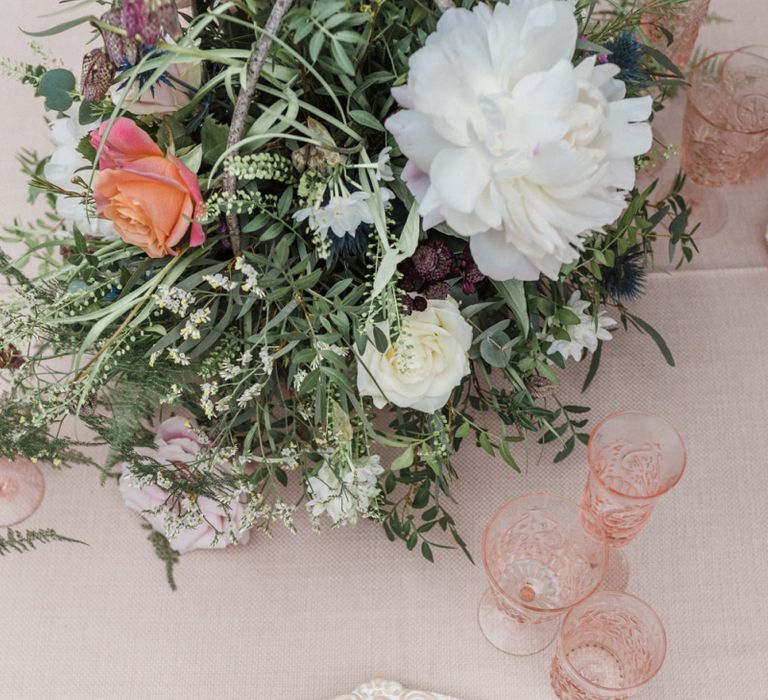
[2,2,768,698]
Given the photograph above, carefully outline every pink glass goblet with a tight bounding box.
[682,47,768,188]
[550,591,667,699]
[580,411,686,591]
[0,456,46,527]
[642,0,710,71]
[479,493,608,657]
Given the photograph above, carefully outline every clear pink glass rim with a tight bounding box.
[481,492,608,614]
[687,46,768,135]
[557,591,668,695]
[587,410,687,502]
[0,457,46,527]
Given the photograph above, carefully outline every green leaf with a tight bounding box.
[480,335,511,368]
[554,435,576,463]
[493,280,529,337]
[629,314,675,367]
[349,109,385,132]
[454,421,471,439]
[478,431,494,456]
[201,116,229,166]
[330,38,356,76]
[22,14,94,37]
[372,325,389,353]
[412,482,430,508]
[421,541,434,563]
[36,69,76,111]
[177,144,203,173]
[390,446,414,472]
[582,340,603,393]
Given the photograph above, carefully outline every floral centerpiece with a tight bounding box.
[0,0,696,575]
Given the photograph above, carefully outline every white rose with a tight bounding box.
[385,0,652,282]
[357,297,473,413]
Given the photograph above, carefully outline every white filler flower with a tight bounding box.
[385,0,652,281]
[294,191,374,239]
[306,455,384,526]
[43,104,117,239]
[546,291,616,361]
[357,297,473,413]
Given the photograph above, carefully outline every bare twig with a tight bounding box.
[434,0,455,12]
[223,0,295,253]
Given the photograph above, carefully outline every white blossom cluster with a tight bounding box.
[306,454,384,526]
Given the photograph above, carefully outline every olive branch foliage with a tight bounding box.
[0,0,698,566]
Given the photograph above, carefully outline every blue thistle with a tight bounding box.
[329,223,371,258]
[317,188,371,259]
[603,251,647,301]
[605,32,646,83]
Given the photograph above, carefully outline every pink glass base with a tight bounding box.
[477,589,559,656]
[684,179,729,239]
[0,458,45,527]
[597,549,630,593]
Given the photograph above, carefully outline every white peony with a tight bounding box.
[385,0,652,282]
[43,104,117,239]
[306,455,384,526]
[546,291,616,361]
[357,297,473,413]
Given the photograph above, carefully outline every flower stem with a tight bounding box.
[223,0,295,253]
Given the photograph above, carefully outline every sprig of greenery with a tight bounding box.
[0,528,87,556]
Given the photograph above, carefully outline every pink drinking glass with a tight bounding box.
[550,591,667,699]
[479,493,608,656]
[642,0,710,70]
[682,47,768,188]
[580,411,686,590]
[0,456,46,527]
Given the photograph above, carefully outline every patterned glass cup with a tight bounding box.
[0,457,45,527]
[550,591,667,699]
[642,0,710,70]
[682,47,768,187]
[479,493,608,656]
[581,411,686,549]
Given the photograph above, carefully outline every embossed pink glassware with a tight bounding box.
[479,493,608,657]
[643,0,710,71]
[550,591,667,700]
[682,47,768,187]
[581,411,686,549]
[0,457,45,527]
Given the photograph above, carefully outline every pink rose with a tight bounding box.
[118,417,251,554]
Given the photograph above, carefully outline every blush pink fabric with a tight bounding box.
[2,1,768,698]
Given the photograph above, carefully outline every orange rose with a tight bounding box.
[92,118,204,258]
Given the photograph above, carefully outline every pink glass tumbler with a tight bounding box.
[479,493,608,656]
[0,456,45,527]
[551,591,667,699]
[580,411,686,590]
[642,0,710,71]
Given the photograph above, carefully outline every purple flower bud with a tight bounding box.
[412,296,428,313]
[460,245,485,295]
[424,282,450,300]
[81,48,117,102]
[411,238,456,283]
[100,8,138,66]
[123,0,182,45]
[398,259,423,293]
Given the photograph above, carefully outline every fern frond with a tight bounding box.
[143,523,179,591]
[0,528,87,555]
